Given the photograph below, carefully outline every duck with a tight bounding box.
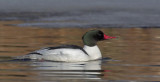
[15,30,116,62]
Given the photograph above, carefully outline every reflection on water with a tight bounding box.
[0,21,160,81]
[33,60,101,70]
[31,60,102,80]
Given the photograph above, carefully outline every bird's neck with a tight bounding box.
[83,45,102,60]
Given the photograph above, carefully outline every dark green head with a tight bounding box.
[82,30,115,46]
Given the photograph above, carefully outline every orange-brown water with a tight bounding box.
[0,21,160,81]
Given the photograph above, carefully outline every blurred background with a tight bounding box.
[0,0,160,28]
[0,0,160,82]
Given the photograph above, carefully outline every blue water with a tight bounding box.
[0,0,160,27]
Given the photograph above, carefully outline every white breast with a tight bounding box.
[83,45,102,60]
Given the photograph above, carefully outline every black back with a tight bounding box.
[46,45,89,55]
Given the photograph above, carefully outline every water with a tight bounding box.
[0,0,160,81]
[0,23,160,81]
[0,0,160,27]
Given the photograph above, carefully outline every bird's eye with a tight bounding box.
[97,31,103,37]
[95,30,104,40]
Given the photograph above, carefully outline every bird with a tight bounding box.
[15,30,116,62]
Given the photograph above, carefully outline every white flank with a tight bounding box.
[29,48,90,62]
[17,45,102,62]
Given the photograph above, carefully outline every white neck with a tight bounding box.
[83,45,102,60]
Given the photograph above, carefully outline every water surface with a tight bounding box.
[0,21,160,81]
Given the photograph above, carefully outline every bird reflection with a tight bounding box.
[30,60,104,79]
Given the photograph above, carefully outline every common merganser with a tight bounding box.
[16,30,116,62]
